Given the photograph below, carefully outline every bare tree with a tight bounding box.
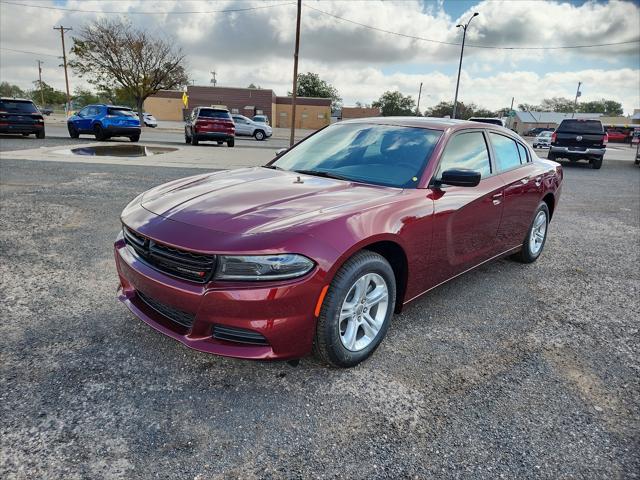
[70,19,188,124]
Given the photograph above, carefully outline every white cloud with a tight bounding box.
[1,0,638,113]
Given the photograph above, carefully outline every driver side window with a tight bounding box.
[437,132,491,180]
[78,107,90,117]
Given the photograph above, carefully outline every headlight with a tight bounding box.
[215,254,314,281]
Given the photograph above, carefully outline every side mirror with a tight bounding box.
[275,148,287,157]
[440,169,481,187]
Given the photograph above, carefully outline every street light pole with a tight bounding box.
[452,12,478,119]
[572,81,582,119]
[416,82,423,116]
[37,60,44,106]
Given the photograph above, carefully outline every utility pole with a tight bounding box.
[289,0,302,147]
[572,82,582,118]
[53,26,72,116]
[36,60,44,106]
[508,96,514,128]
[452,12,478,119]
[416,82,423,116]
[210,70,217,86]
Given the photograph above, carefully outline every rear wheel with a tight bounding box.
[227,138,235,147]
[512,203,549,264]
[184,129,191,144]
[590,156,603,169]
[547,152,556,161]
[191,134,199,146]
[130,135,140,143]
[36,129,45,139]
[314,251,396,368]
[93,123,106,141]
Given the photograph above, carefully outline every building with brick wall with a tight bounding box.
[341,107,381,120]
[144,86,331,129]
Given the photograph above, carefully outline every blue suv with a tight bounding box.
[67,104,141,142]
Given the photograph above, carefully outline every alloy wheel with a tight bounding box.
[339,273,389,352]
[529,210,547,256]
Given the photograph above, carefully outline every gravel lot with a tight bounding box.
[1,158,638,479]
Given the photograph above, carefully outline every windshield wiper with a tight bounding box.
[261,165,285,170]
[293,169,353,182]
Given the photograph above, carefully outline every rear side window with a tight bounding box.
[437,132,491,179]
[107,108,135,117]
[199,109,231,119]
[489,133,522,171]
[516,142,529,164]
[0,100,38,113]
[557,120,604,134]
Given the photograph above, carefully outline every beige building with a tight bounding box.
[274,96,331,129]
[144,90,185,121]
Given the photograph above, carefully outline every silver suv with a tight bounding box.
[231,114,272,141]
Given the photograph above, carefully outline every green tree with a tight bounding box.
[578,99,623,115]
[72,87,100,108]
[0,82,26,98]
[540,97,575,113]
[247,83,260,89]
[292,72,342,109]
[70,18,188,123]
[372,91,415,116]
[517,102,540,111]
[29,81,66,106]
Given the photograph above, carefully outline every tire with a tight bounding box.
[21,133,30,137]
[93,123,106,141]
[130,135,140,142]
[184,129,191,144]
[547,152,556,161]
[191,134,199,146]
[36,129,45,139]
[217,141,223,145]
[591,156,603,170]
[68,124,79,138]
[254,130,265,141]
[227,138,235,147]
[512,202,550,264]
[313,251,396,368]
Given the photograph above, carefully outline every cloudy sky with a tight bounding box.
[1,0,639,113]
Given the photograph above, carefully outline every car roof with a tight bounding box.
[338,116,513,133]
[0,97,34,102]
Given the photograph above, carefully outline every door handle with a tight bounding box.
[492,193,503,205]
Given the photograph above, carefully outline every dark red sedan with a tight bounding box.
[115,118,563,367]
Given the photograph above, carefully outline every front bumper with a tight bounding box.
[105,126,141,136]
[114,233,323,360]
[550,145,605,158]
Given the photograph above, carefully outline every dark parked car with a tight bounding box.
[0,98,45,138]
[548,119,607,169]
[185,107,235,146]
[115,118,563,367]
[67,104,141,141]
[37,106,53,116]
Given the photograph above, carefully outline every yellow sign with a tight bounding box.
[182,91,188,108]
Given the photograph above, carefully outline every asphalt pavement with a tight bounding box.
[0,154,639,478]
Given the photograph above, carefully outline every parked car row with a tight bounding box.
[184,106,272,147]
[0,97,46,138]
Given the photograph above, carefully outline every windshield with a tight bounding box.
[0,100,38,114]
[539,131,552,137]
[272,123,441,188]
[199,109,231,119]
[557,120,603,134]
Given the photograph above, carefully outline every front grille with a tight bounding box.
[212,325,269,346]
[123,226,216,283]
[137,291,195,328]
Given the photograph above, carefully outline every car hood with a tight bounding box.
[140,167,401,235]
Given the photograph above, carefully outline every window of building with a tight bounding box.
[280,112,287,117]
[437,132,491,180]
[256,109,263,115]
[231,108,239,114]
[302,113,309,118]
[318,113,325,119]
[489,132,521,171]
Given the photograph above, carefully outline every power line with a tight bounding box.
[0,47,60,58]
[0,0,296,15]
[305,3,640,50]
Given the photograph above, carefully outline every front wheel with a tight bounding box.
[512,202,550,264]
[254,130,265,141]
[547,152,556,161]
[314,251,396,368]
[93,124,106,141]
[68,124,79,138]
[191,134,199,146]
[130,135,140,143]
